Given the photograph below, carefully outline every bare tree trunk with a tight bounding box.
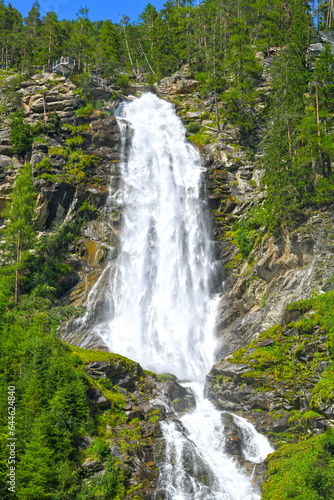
[287,118,292,157]
[327,0,334,28]
[123,24,137,77]
[213,17,220,133]
[215,91,220,133]
[315,79,327,177]
[43,94,47,127]
[48,34,52,69]
[139,41,155,74]
[15,231,21,303]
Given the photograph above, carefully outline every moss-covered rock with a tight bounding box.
[73,346,196,499]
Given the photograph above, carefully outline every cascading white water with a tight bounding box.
[157,383,273,500]
[88,93,273,499]
[101,93,218,381]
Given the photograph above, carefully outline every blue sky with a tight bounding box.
[7,0,166,23]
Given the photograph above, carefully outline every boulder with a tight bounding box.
[87,387,111,409]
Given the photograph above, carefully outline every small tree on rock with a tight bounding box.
[2,163,36,301]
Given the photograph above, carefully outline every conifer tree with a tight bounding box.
[70,7,95,72]
[97,20,121,77]
[261,0,311,223]
[223,4,262,138]
[139,3,158,61]
[24,1,42,64]
[40,11,62,68]
[2,163,36,300]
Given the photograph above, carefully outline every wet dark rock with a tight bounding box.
[87,387,111,409]
[78,436,93,451]
[165,381,196,412]
[221,413,244,460]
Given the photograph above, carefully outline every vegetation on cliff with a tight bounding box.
[206,291,334,499]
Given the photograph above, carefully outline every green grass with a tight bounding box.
[69,345,137,371]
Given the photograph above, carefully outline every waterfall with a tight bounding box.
[82,93,273,498]
[100,93,218,381]
[156,383,273,500]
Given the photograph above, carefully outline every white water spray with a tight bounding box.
[101,93,218,381]
[157,382,272,500]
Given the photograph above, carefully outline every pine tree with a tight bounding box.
[2,163,36,300]
[23,1,42,65]
[261,0,311,224]
[223,3,262,139]
[17,419,55,498]
[139,3,158,62]
[0,2,22,73]
[97,20,121,77]
[70,7,95,72]
[40,11,62,68]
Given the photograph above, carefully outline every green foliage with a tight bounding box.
[46,111,61,132]
[75,103,95,118]
[222,15,262,138]
[35,157,51,170]
[1,163,36,261]
[64,151,99,184]
[156,373,175,383]
[188,130,212,146]
[69,345,135,370]
[115,73,130,89]
[0,297,92,499]
[9,111,34,155]
[77,456,126,500]
[186,122,201,134]
[24,254,72,298]
[97,456,126,498]
[37,198,97,258]
[63,123,90,134]
[228,292,334,444]
[93,438,110,460]
[98,20,122,77]
[263,429,334,500]
[65,135,84,147]
[235,229,254,257]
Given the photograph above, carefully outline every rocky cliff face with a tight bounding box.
[70,347,197,499]
[3,66,329,364]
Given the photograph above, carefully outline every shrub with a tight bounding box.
[235,229,255,256]
[75,103,94,118]
[9,110,33,155]
[115,73,130,89]
[187,122,201,134]
[93,438,110,460]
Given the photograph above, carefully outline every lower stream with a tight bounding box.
[157,382,272,500]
